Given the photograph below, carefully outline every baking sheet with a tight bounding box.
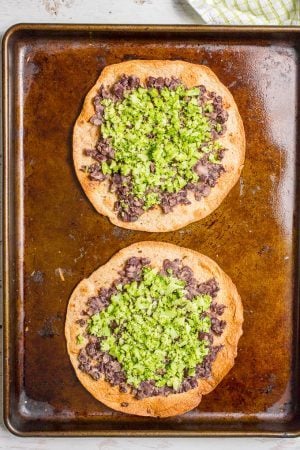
[3,24,300,436]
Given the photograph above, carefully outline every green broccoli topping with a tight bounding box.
[87,267,212,390]
[76,334,84,345]
[99,85,222,209]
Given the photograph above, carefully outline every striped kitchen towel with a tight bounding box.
[187,0,300,25]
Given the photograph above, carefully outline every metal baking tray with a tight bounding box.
[2,24,300,437]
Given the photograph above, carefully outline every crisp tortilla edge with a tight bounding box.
[73,60,245,232]
[65,241,243,417]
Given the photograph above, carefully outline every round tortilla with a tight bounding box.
[73,60,245,232]
[65,242,243,417]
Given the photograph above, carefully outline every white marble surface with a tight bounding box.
[0,0,300,448]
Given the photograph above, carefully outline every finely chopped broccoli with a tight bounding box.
[88,267,212,390]
[99,85,222,210]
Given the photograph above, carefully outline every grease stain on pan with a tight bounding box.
[111,226,134,239]
[38,314,62,338]
[23,56,40,95]
[244,46,297,235]
[263,382,294,420]
[19,391,75,419]
[19,391,54,418]
[55,267,73,281]
[74,247,87,263]
[30,270,44,283]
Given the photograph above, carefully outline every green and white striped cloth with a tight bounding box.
[187,0,300,25]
